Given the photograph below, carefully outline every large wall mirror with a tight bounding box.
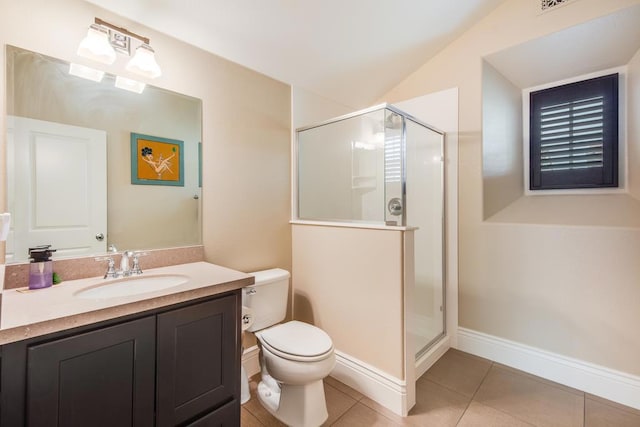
[6,45,203,263]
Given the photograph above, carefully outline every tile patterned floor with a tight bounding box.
[241,348,640,426]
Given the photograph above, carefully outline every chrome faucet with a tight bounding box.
[96,249,145,279]
[120,250,134,277]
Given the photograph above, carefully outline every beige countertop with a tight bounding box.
[0,261,254,345]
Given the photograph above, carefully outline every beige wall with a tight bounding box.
[292,224,406,379]
[0,0,291,273]
[292,86,353,130]
[629,48,640,200]
[383,0,640,375]
[481,60,523,219]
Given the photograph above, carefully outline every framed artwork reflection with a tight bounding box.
[131,133,184,186]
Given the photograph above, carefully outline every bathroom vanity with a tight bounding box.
[0,262,253,426]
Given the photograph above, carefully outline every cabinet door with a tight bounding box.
[186,400,239,427]
[156,294,240,427]
[26,316,155,427]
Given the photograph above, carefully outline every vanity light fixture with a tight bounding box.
[77,18,161,79]
[126,44,162,79]
[77,23,116,64]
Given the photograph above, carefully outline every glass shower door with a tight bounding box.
[405,119,445,357]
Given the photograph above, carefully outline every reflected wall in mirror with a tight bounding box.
[6,45,203,263]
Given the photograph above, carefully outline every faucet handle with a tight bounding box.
[131,251,148,275]
[95,256,118,279]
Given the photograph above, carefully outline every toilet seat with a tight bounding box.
[257,321,334,362]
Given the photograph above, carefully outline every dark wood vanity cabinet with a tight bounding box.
[156,296,238,426]
[0,291,241,427]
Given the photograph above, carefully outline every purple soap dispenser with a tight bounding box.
[28,245,57,290]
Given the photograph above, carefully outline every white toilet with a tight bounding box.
[242,268,335,427]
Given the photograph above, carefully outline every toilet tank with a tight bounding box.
[243,268,290,332]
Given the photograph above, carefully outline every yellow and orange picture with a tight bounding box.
[131,133,184,186]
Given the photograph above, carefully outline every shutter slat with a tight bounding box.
[541,158,603,168]
[542,111,603,124]
[541,129,603,141]
[541,126,571,135]
[541,109,570,119]
[541,149,603,159]
[540,136,602,147]
[542,154,603,164]
[541,141,603,151]
[572,122,603,131]
[572,111,603,120]
[541,163,602,172]
[542,160,603,167]
[541,145,602,152]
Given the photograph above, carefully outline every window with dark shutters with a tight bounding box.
[529,73,619,190]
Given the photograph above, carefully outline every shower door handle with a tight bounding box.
[388,198,403,216]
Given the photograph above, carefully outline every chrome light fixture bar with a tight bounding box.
[77,17,161,79]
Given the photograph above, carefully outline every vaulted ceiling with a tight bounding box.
[85,0,506,108]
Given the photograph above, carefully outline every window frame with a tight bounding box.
[523,67,627,195]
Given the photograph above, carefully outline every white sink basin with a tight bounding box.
[74,274,189,299]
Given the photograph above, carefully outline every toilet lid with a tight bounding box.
[258,321,333,358]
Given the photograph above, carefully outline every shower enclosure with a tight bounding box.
[296,104,445,358]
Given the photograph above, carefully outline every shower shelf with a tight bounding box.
[352,175,376,190]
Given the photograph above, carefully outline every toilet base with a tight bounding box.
[240,365,250,404]
[257,377,329,427]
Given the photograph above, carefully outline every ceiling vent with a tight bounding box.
[541,0,572,11]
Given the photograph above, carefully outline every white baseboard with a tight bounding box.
[457,327,640,410]
[330,350,410,416]
[242,345,261,378]
[416,335,450,379]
